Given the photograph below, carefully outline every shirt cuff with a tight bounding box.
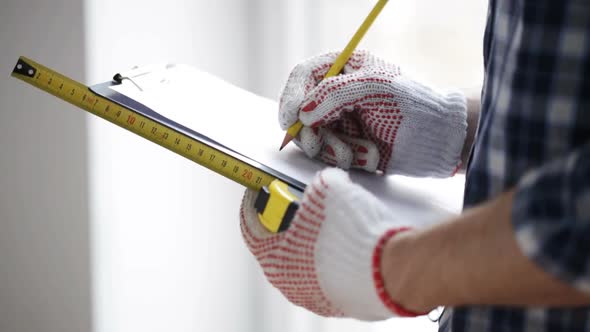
[511,150,590,293]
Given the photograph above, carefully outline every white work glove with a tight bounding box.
[240,168,428,320]
[279,50,467,177]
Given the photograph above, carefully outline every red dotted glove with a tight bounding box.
[279,51,467,177]
[240,168,425,320]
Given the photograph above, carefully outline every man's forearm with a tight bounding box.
[381,189,590,313]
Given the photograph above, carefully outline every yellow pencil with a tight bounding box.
[280,0,390,150]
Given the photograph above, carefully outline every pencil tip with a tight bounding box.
[280,134,293,151]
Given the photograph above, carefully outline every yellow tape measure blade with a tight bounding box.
[11,56,305,233]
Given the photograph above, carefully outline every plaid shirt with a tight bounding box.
[441,0,590,331]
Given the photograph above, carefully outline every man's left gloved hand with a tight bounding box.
[239,168,428,320]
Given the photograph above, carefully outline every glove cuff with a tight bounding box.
[387,89,468,178]
[428,90,468,177]
[313,168,405,320]
[372,227,426,317]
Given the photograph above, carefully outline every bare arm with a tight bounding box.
[381,189,590,313]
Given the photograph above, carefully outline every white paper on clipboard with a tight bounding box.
[108,64,465,227]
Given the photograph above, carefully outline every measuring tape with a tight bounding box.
[11,56,303,233]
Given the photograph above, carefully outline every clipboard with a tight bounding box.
[86,63,460,229]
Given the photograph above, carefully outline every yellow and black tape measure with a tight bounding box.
[11,56,303,233]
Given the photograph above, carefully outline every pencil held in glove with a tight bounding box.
[279,0,389,150]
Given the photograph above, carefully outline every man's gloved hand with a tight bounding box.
[279,50,467,177]
[240,168,426,320]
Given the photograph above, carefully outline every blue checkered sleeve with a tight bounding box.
[512,143,590,292]
[501,0,590,294]
[452,0,590,330]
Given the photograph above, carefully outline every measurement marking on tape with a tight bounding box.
[11,57,280,190]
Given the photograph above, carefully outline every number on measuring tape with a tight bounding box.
[11,56,287,192]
